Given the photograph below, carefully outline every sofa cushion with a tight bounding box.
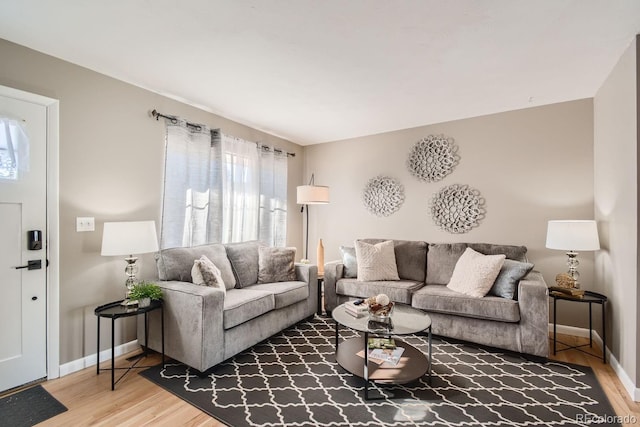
[225,241,262,288]
[355,239,400,281]
[447,248,506,298]
[426,243,528,285]
[257,246,297,283]
[156,243,236,289]
[336,278,423,305]
[191,255,226,293]
[244,281,309,309]
[412,284,520,323]
[339,246,358,278]
[489,259,535,299]
[361,239,427,282]
[223,288,275,329]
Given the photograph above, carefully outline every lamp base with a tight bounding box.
[121,256,139,305]
[565,251,580,289]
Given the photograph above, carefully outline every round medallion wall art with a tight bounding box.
[362,175,405,217]
[407,134,459,182]
[430,184,486,234]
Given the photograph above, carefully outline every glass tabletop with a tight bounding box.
[332,303,431,335]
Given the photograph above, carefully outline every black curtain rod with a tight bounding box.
[258,144,295,158]
[151,108,296,157]
[151,109,203,130]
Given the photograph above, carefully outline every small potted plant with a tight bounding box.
[129,281,163,307]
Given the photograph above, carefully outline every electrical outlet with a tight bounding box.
[76,217,95,232]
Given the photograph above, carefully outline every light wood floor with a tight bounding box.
[12,333,638,426]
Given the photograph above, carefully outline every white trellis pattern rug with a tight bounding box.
[141,316,619,427]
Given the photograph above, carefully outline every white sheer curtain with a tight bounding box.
[258,146,288,247]
[161,121,222,248]
[220,134,260,243]
[161,120,288,249]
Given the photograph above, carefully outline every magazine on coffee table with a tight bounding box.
[356,346,405,367]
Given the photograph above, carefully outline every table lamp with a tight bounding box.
[545,220,600,289]
[101,220,159,304]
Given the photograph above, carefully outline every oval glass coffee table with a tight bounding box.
[332,303,432,400]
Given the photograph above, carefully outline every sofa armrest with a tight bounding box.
[323,260,344,313]
[295,262,318,285]
[138,280,225,372]
[517,270,550,357]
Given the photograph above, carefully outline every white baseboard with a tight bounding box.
[58,340,140,377]
[549,323,640,402]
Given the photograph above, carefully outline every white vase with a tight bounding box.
[138,297,151,308]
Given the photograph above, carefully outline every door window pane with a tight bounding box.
[0,118,28,181]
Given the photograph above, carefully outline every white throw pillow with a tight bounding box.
[191,255,226,293]
[355,240,400,281]
[447,247,506,298]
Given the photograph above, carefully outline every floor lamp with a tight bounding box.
[297,174,329,261]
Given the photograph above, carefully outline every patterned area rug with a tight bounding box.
[141,316,619,427]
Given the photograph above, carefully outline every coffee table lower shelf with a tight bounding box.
[336,336,430,399]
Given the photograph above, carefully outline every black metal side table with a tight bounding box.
[551,290,607,363]
[95,300,165,390]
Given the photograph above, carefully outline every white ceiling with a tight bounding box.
[1,1,639,145]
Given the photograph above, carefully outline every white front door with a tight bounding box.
[0,94,48,392]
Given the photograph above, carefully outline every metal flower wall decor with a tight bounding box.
[430,184,486,234]
[407,134,459,182]
[362,175,405,217]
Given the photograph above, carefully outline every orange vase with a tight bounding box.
[317,239,325,277]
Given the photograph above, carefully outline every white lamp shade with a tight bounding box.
[101,220,159,256]
[545,220,600,251]
[297,185,330,204]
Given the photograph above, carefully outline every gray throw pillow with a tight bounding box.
[225,241,262,288]
[489,259,535,299]
[340,246,357,278]
[257,246,297,283]
[156,243,236,289]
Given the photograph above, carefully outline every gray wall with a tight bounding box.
[0,38,305,364]
[594,36,639,389]
[304,99,596,331]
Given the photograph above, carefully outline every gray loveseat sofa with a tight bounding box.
[324,239,549,358]
[139,241,318,372]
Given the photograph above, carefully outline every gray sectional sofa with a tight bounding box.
[138,241,318,372]
[324,239,549,358]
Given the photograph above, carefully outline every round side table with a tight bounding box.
[95,299,165,389]
[551,290,607,363]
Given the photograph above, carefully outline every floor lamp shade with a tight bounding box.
[297,185,330,204]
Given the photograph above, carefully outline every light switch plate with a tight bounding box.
[76,217,95,232]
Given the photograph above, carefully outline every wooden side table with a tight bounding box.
[95,300,165,390]
[551,290,607,363]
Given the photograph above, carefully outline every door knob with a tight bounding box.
[32,296,38,301]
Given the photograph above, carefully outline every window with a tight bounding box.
[0,118,28,181]
[160,121,288,249]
